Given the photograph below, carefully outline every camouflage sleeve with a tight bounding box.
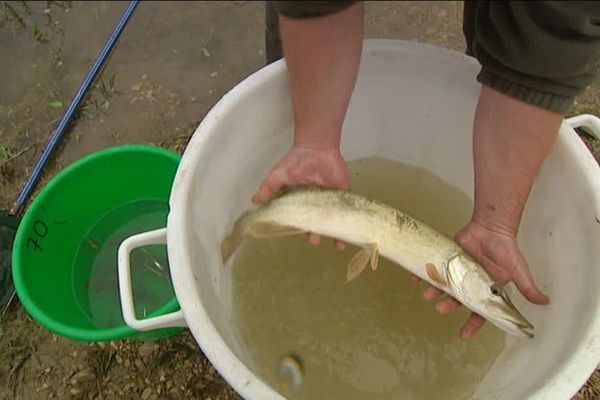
[466,1,600,113]
[271,1,357,19]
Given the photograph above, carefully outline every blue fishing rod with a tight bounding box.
[10,0,140,215]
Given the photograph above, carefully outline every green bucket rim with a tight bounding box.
[12,144,182,342]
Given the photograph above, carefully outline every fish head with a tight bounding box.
[446,253,535,338]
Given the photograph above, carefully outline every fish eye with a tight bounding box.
[490,283,502,296]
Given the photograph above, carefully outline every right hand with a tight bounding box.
[252,144,351,249]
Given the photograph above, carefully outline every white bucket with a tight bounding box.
[118,40,600,399]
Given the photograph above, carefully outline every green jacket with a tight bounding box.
[272,1,600,114]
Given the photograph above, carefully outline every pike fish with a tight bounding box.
[221,186,535,338]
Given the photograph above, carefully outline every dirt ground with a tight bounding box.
[1,1,599,399]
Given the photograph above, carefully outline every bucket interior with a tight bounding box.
[174,40,600,399]
[13,146,181,340]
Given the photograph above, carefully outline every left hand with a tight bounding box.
[414,219,550,339]
[252,144,351,250]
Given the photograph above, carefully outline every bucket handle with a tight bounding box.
[566,114,600,140]
[117,228,187,331]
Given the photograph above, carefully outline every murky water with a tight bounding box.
[231,157,505,400]
[72,199,173,328]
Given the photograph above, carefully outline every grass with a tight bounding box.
[0,0,69,40]
[70,73,120,123]
[0,1,26,29]
[0,307,34,361]
[0,145,9,162]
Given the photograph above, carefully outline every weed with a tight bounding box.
[45,100,63,109]
[32,21,48,43]
[0,145,9,162]
[0,1,26,29]
[199,27,214,58]
[0,308,31,361]
[92,73,119,109]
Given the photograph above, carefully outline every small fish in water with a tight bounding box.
[221,186,536,338]
[279,353,304,390]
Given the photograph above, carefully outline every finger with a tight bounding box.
[253,170,285,204]
[435,297,462,314]
[460,313,486,340]
[308,233,321,246]
[411,275,421,284]
[335,240,346,251]
[423,286,444,301]
[512,263,550,305]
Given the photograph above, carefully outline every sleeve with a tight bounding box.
[271,1,357,19]
[469,1,600,113]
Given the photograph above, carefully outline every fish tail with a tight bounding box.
[221,211,252,264]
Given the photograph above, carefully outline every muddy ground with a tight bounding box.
[1,1,599,400]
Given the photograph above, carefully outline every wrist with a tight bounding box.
[470,210,519,238]
[293,127,343,151]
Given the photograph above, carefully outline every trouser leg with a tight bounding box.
[265,1,283,64]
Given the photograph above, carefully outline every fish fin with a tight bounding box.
[221,218,304,264]
[346,246,372,282]
[426,263,447,287]
[370,244,379,271]
[221,214,249,264]
[247,222,305,238]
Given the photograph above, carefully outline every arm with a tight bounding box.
[427,87,558,339]
[253,2,364,247]
[425,2,600,339]
[254,4,362,191]
[278,2,363,150]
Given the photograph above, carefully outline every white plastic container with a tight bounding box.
[118,40,600,399]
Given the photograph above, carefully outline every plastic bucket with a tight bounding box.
[119,40,600,399]
[13,144,183,342]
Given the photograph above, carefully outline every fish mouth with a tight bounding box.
[517,322,535,339]
[500,289,535,338]
[485,300,535,338]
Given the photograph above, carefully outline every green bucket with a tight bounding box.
[12,145,183,342]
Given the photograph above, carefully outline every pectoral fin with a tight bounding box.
[370,244,379,271]
[426,263,447,287]
[248,222,305,238]
[346,244,379,282]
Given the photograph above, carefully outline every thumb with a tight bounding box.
[253,169,285,204]
[512,258,550,305]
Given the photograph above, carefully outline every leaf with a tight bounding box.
[97,81,107,98]
[32,22,47,43]
[80,108,94,120]
[0,145,9,161]
[32,22,40,37]
[45,100,63,108]
[109,74,116,90]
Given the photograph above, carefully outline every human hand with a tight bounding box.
[253,144,351,250]
[414,219,550,339]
